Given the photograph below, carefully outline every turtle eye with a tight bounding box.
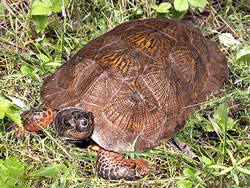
[76,117,89,132]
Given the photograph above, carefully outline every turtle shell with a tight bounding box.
[41,18,228,152]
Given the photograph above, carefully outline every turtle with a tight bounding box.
[20,18,229,180]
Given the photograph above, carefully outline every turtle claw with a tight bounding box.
[133,159,158,179]
[96,148,157,180]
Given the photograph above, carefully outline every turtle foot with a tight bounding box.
[96,148,157,180]
[21,108,56,132]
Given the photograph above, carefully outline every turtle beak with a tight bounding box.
[58,136,82,143]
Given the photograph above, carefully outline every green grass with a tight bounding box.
[0,0,250,187]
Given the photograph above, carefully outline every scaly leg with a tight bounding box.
[21,108,56,131]
[93,146,157,180]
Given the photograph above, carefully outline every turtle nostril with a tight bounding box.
[62,118,73,128]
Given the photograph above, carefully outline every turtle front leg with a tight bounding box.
[21,108,56,132]
[95,148,157,180]
[11,108,56,138]
[12,108,56,133]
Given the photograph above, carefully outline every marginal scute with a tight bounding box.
[41,18,228,152]
[146,18,180,38]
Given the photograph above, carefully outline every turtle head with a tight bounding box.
[54,107,94,143]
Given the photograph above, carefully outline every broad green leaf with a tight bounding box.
[217,117,236,131]
[183,168,196,178]
[236,46,250,63]
[213,103,226,121]
[31,0,51,15]
[208,165,227,169]
[51,179,59,188]
[236,166,250,175]
[205,123,215,132]
[174,0,189,11]
[42,0,51,4]
[0,97,22,126]
[169,7,186,18]
[29,164,66,177]
[203,118,215,132]
[152,5,160,11]
[218,166,233,175]
[3,157,25,179]
[227,149,236,165]
[21,65,35,76]
[237,53,250,64]
[0,109,4,119]
[232,169,239,185]
[188,0,206,8]
[200,156,212,165]
[177,179,193,188]
[236,156,250,166]
[154,2,172,13]
[38,53,49,63]
[44,62,62,66]
[6,96,29,111]
[212,103,236,131]
[132,6,143,15]
[32,15,49,32]
[0,165,8,184]
[219,33,240,48]
[1,94,29,112]
[6,179,19,188]
[51,0,63,13]
[63,0,70,7]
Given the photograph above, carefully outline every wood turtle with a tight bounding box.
[20,18,229,180]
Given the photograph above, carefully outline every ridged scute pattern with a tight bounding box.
[41,18,228,152]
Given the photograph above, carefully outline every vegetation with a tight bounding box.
[0,0,249,187]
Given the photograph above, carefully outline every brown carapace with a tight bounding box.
[21,18,228,180]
